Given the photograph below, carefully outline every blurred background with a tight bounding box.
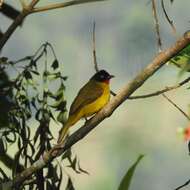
[1,0,190,189]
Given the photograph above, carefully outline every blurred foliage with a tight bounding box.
[0,43,87,189]
[168,44,190,75]
[118,155,144,190]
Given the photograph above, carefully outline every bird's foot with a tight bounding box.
[84,116,89,122]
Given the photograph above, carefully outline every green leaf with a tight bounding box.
[0,57,8,65]
[30,70,39,75]
[24,71,33,80]
[66,177,75,190]
[54,100,67,111]
[77,160,89,175]
[51,59,59,70]
[118,154,144,190]
[61,148,72,160]
[168,44,190,74]
[57,112,67,124]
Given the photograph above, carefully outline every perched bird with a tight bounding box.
[57,70,114,144]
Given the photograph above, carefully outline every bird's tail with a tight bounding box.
[57,122,70,144]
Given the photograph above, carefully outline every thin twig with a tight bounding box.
[151,0,162,52]
[128,76,190,99]
[162,93,190,120]
[31,0,107,14]
[161,0,177,35]
[92,21,99,72]
[175,179,190,190]
[0,0,107,51]
[29,0,40,8]
[91,21,116,96]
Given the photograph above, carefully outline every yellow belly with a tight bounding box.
[66,83,110,127]
[82,87,110,117]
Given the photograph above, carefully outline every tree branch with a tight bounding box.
[0,0,107,51]
[0,12,28,51]
[0,0,39,51]
[29,0,40,8]
[3,31,190,188]
[128,76,190,99]
[31,0,107,14]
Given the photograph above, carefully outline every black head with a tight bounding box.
[91,70,114,83]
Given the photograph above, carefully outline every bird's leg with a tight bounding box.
[84,116,88,122]
[84,114,96,124]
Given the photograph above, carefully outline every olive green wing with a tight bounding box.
[69,81,103,116]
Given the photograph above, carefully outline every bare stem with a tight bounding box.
[29,0,40,8]
[31,0,107,14]
[92,21,99,72]
[129,76,190,99]
[152,0,162,51]
[162,94,190,120]
[175,179,190,190]
[161,0,177,35]
[91,21,116,96]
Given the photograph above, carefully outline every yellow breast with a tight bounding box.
[66,82,110,127]
[82,82,110,117]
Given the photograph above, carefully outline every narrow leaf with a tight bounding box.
[118,154,144,190]
[51,59,59,70]
[66,177,75,190]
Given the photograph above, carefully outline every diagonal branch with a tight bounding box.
[0,0,107,51]
[31,0,107,14]
[29,0,40,8]
[128,76,190,99]
[3,31,190,188]
[0,0,39,51]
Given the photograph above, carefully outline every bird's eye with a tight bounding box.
[100,75,104,79]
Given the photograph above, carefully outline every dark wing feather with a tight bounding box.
[69,81,103,116]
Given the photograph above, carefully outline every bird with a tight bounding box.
[57,70,114,144]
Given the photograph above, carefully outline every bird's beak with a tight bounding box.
[109,75,115,79]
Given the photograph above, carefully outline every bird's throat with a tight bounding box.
[104,80,110,84]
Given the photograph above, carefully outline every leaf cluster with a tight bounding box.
[0,43,86,189]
